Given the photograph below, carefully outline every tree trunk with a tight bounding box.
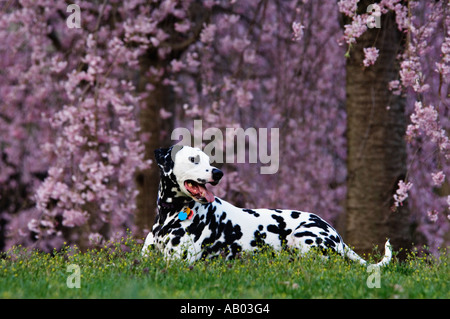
[134,60,174,239]
[345,4,414,258]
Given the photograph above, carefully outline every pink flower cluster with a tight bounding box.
[363,47,379,67]
[393,180,413,208]
[0,0,155,248]
[395,2,445,95]
[431,171,445,187]
[292,22,305,41]
[342,15,367,45]
[337,0,358,17]
[435,29,450,82]
[406,101,450,159]
[200,23,217,44]
[427,210,438,223]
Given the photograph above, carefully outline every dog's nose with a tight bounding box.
[212,168,223,181]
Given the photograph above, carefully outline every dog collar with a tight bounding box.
[158,198,193,209]
[178,207,194,221]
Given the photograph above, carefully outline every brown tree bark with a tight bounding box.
[134,70,170,238]
[345,3,414,258]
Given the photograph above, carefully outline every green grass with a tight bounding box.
[0,236,448,299]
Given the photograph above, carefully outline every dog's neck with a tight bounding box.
[157,194,193,213]
[152,176,195,234]
[156,174,194,214]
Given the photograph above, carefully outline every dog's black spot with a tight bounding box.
[304,214,331,232]
[270,209,282,213]
[215,198,222,204]
[315,237,323,245]
[324,237,336,250]
[290,211,301,219]
[186,215,206,242]
[305,239,314,245]
[223,220,243,244]
[330,234,341,243]
[266,214,292,245]
[243,208,260,218]
[158,218,182,238]
[171,236,181,246]
[229,242,242,257]
[271,214,285,224]
[250,230,267,247]
[207,204,217,215]
[294,231,318,238]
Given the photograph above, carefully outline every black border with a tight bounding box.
[0,299,441,317]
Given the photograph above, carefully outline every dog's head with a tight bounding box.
[154,145,223,203]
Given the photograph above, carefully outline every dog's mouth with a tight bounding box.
[184,180,215,203]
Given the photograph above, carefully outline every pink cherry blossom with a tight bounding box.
[363,47,379,67]
[337,0,359,17]
[292,22,305,41]
[200,23,217,44]
[427,210,438,223]
[343,15,367,44]
[431,171,445,187]
[62,210,89,227]
[393,180,413,208]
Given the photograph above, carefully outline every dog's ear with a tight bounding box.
[169,144,183,161]
[154,145,183,174]
[154,147,170,166]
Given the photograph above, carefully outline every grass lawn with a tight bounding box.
[0,236,448,299]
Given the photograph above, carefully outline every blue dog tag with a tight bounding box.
[178,211,187,221]
[178,207,194,221]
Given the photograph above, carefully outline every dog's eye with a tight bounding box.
[189,156,199,164]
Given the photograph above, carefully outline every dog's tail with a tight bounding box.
[343,239,392,267]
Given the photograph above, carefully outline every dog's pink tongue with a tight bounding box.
[202,187,215,203]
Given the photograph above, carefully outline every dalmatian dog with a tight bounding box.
[142,145,392,266]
